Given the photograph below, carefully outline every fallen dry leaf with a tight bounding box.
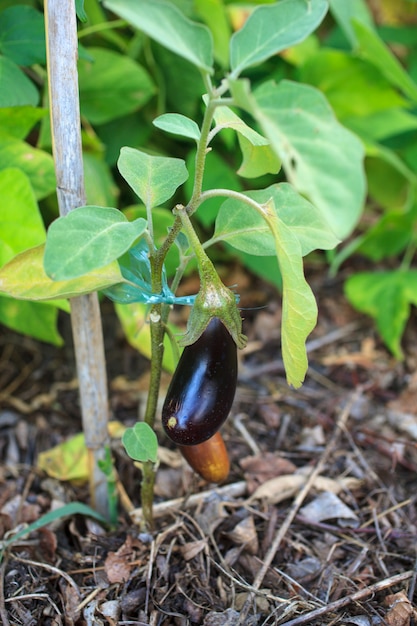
[384,591,416,626]
[240,453,297,493]
[226,515,258,555]
[248,471,362,505]
[104,536,135,584]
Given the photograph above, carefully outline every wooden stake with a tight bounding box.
[45,0,110,516]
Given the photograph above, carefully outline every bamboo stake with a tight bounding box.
[45,0,110,516]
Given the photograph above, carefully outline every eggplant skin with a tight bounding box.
[162,317,237,445]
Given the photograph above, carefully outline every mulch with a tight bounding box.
[1,268,417,626]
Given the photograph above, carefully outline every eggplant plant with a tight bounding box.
[0,0,366,528]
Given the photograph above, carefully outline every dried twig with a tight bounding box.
[237,391,360,625]
[129,481,247,525]
[13,555,81,595]
[279,570,414,626]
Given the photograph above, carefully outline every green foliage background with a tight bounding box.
[1,0,417,360]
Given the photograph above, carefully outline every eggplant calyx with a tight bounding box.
[179,275,247,349]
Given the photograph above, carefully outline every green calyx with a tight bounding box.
[180,271,247,349]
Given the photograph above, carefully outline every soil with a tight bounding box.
[1,265,417,626]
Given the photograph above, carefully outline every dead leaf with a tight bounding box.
[299,491,360,527]
[240,453,297,494]
[384,591,416,626]
[249,471,363,505]
[104,536,135,584]
[226,516,258,554]
[180,538,208,561]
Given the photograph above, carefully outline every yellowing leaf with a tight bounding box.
[37,421,126,483]
[0,244,124,301]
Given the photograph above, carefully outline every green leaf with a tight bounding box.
[212,184,340,256]
[212,106,281,178]
[261,202,317,388]
[0,296,63,346]
[237,134,281,178]
[356,208,416,261]
[103,0,213,73]
[153,113,201,142]
[0,245,123,301]
[231,79,366,239]
[344,270,417,359]
[0,133,55,200]
[365,152,412,211]
[118,147,188,209]
[115,302,179,373]
[299,50,407,122]
[0,168,46,265]
[0,5,46,66]
[0,502,106,560]
[353,19,417,103]
[230,0,328,76]
[78,47,155,124]
[0,106,47,140]
[194,0,230,68]
[213,105,269,144]
[44,206,147,280]
[347,108,417,142]
[75,0,88,22]
[122,422,158,463]
[0,56,39,107]
[83,153,118,207]
[328,0,374,47]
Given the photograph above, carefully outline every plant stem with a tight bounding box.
[45,0,110,517]
[174,205,219,287]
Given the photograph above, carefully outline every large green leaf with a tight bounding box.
[299,50,407,122]
[230,0,328,77]
[353,20,417,104]
[78,47,155,124]
[0,5,46,66]
[118,147,188,209]
[0,245,123,301]
[194,0,230,68]
[212,184,339,256]
[231,79,366,239]
[0,106,47,140]
[83,153,118,207]
[0,57,39,107]
[0,133,55,200]
[0,168,46,266]
[0,296,63,346]
[328,0,373,47]
[345,270,417,359]
[103,0,213,73]
[44,206,147,280]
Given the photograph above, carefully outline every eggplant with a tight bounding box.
[162,317,237,445]
[179,431,230,482]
